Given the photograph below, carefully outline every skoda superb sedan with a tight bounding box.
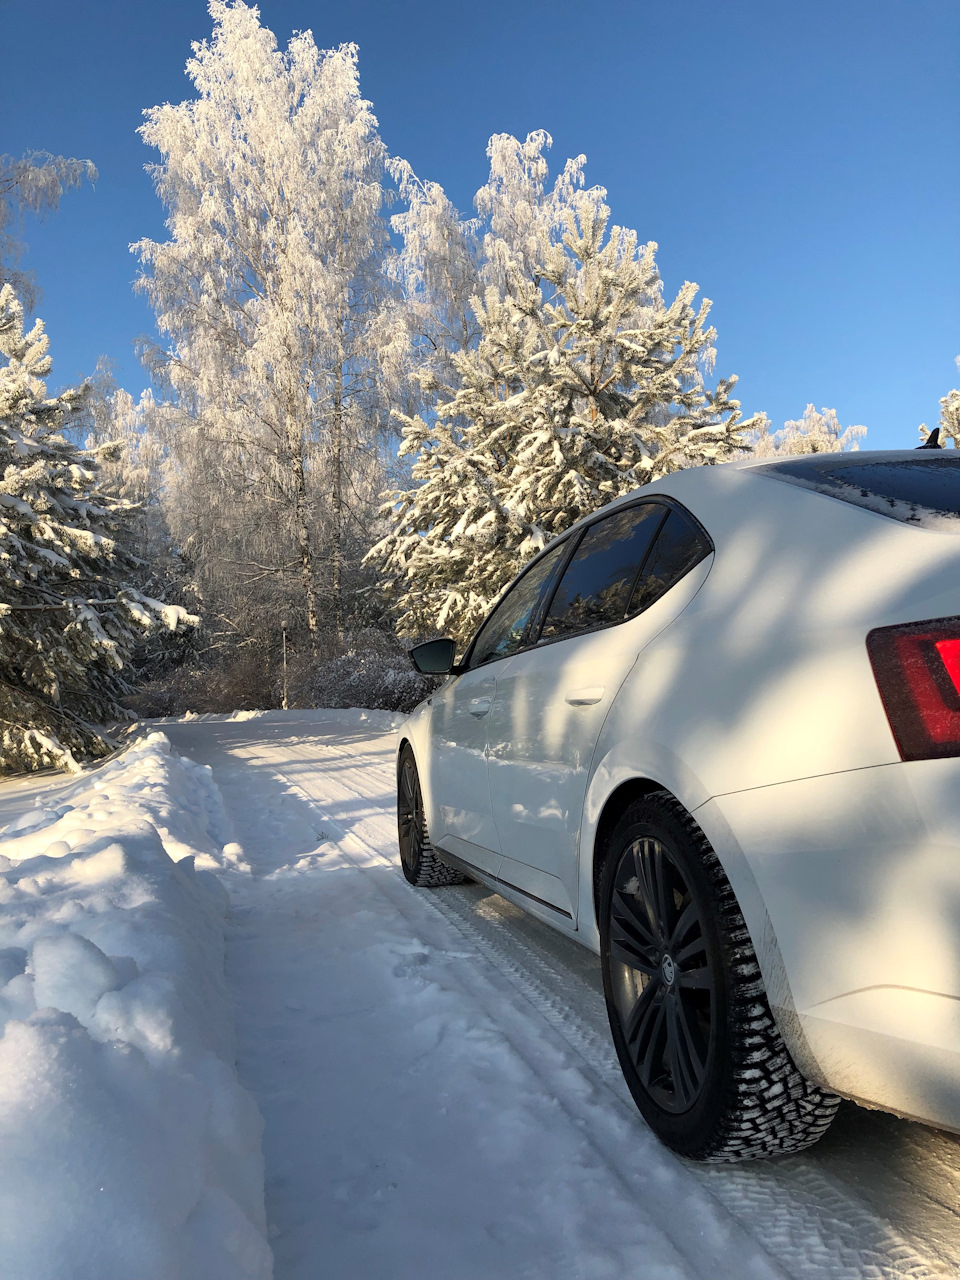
[395,450,960,1161]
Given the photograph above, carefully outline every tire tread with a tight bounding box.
[605,791,840,1162]
[398,746,465,888]
[410,823,465,888]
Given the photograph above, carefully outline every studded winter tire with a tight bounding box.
[599,792,840,1161]
[397,745,465,888]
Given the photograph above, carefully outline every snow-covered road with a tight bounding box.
[163,711,960,1280]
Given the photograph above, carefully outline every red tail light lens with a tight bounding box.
[867,617,960,761]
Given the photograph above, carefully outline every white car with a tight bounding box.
[396,449,960,1161]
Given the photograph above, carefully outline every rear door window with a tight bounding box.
[539,503,665,643]
[628,507,711,616]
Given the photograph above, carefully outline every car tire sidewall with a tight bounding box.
[599,797,737,1155]
[397,745,425,885]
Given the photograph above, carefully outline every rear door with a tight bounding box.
[486,502,674,919]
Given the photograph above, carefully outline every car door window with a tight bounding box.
[627,506,710,616]
[539,503,665,643]
[469,540,568,668]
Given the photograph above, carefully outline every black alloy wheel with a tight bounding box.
[599,792,840,1161]
[607,830,714,1115]
[397,745,464,888]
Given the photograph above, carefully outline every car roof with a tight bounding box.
[547,449,959,548]
[611,448,953,504]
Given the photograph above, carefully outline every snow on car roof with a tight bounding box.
[746,451,960,532]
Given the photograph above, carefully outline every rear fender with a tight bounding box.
[579,746,828,1089]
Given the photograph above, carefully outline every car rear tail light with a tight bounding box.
[867,617,960,761]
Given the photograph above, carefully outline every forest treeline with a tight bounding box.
[1,0,957,771]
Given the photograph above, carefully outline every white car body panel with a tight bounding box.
[399,452,960,1129]
[429,663,502,875]
[704,759,960,1127]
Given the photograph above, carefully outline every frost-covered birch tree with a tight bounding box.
[0,285,195,772]
[134,1,398,651]
[748,404,866,456]
[387,159,483,404]
[0,151,98,310]
[370,132,762,643]
[83,367,193,611]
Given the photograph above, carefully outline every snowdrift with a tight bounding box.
[149,706,407,731]
[0,733,271,1280]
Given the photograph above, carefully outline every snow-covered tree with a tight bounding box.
[370,132,762,643]
[748,404,866,456]
[134,1,398,649]
[387,158,483,403]
[0,285,196,773]
[82,367,196,627]
[920,356,960,448]
[0,151,97,310]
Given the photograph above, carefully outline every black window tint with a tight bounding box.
[470,540,567,667]
[540,504,665,642]
[628,508,709,616]
[755,455,960,529]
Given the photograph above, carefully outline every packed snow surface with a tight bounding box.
[7,708,960,1278]
[148,708,960,1280]
[0,733,271,1280]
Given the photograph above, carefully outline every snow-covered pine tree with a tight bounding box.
[134,1,399,650]
[0,285,196,773]
[748,404,866,456]
[370,132,762,644]
[920,356,960,447]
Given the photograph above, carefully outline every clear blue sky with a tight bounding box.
[2,0,957,447]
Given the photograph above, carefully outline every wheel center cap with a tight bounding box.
[660,953,676,985]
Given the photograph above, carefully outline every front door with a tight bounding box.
[430,664,502,874]
[430,537,570,877]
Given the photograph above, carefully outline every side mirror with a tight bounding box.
[410,637,458,674]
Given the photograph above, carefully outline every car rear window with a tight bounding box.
[628,508,711,617]
[754,454,960,530]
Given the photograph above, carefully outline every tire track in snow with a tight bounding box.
[257,735,944,1280]
[166,717,960,1279]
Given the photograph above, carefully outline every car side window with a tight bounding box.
[469,539,568,668]
[627,506,710,617]
[539,503,665,643]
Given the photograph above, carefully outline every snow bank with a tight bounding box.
[0,733,271,1280]
[150,705,407,732]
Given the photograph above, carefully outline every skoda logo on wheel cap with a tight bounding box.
[660,953,676,985]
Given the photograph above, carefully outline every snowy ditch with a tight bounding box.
[0,733,272,1280]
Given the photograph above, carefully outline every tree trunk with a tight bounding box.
[291,433,319,654]
[331,359,344,636]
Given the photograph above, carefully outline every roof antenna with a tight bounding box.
[917,427,943,450]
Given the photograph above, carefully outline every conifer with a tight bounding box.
[0,285,195,772]
[371,133,761,644]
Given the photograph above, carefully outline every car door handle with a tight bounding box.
[565,687,605,706]
[468,697,492,717]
